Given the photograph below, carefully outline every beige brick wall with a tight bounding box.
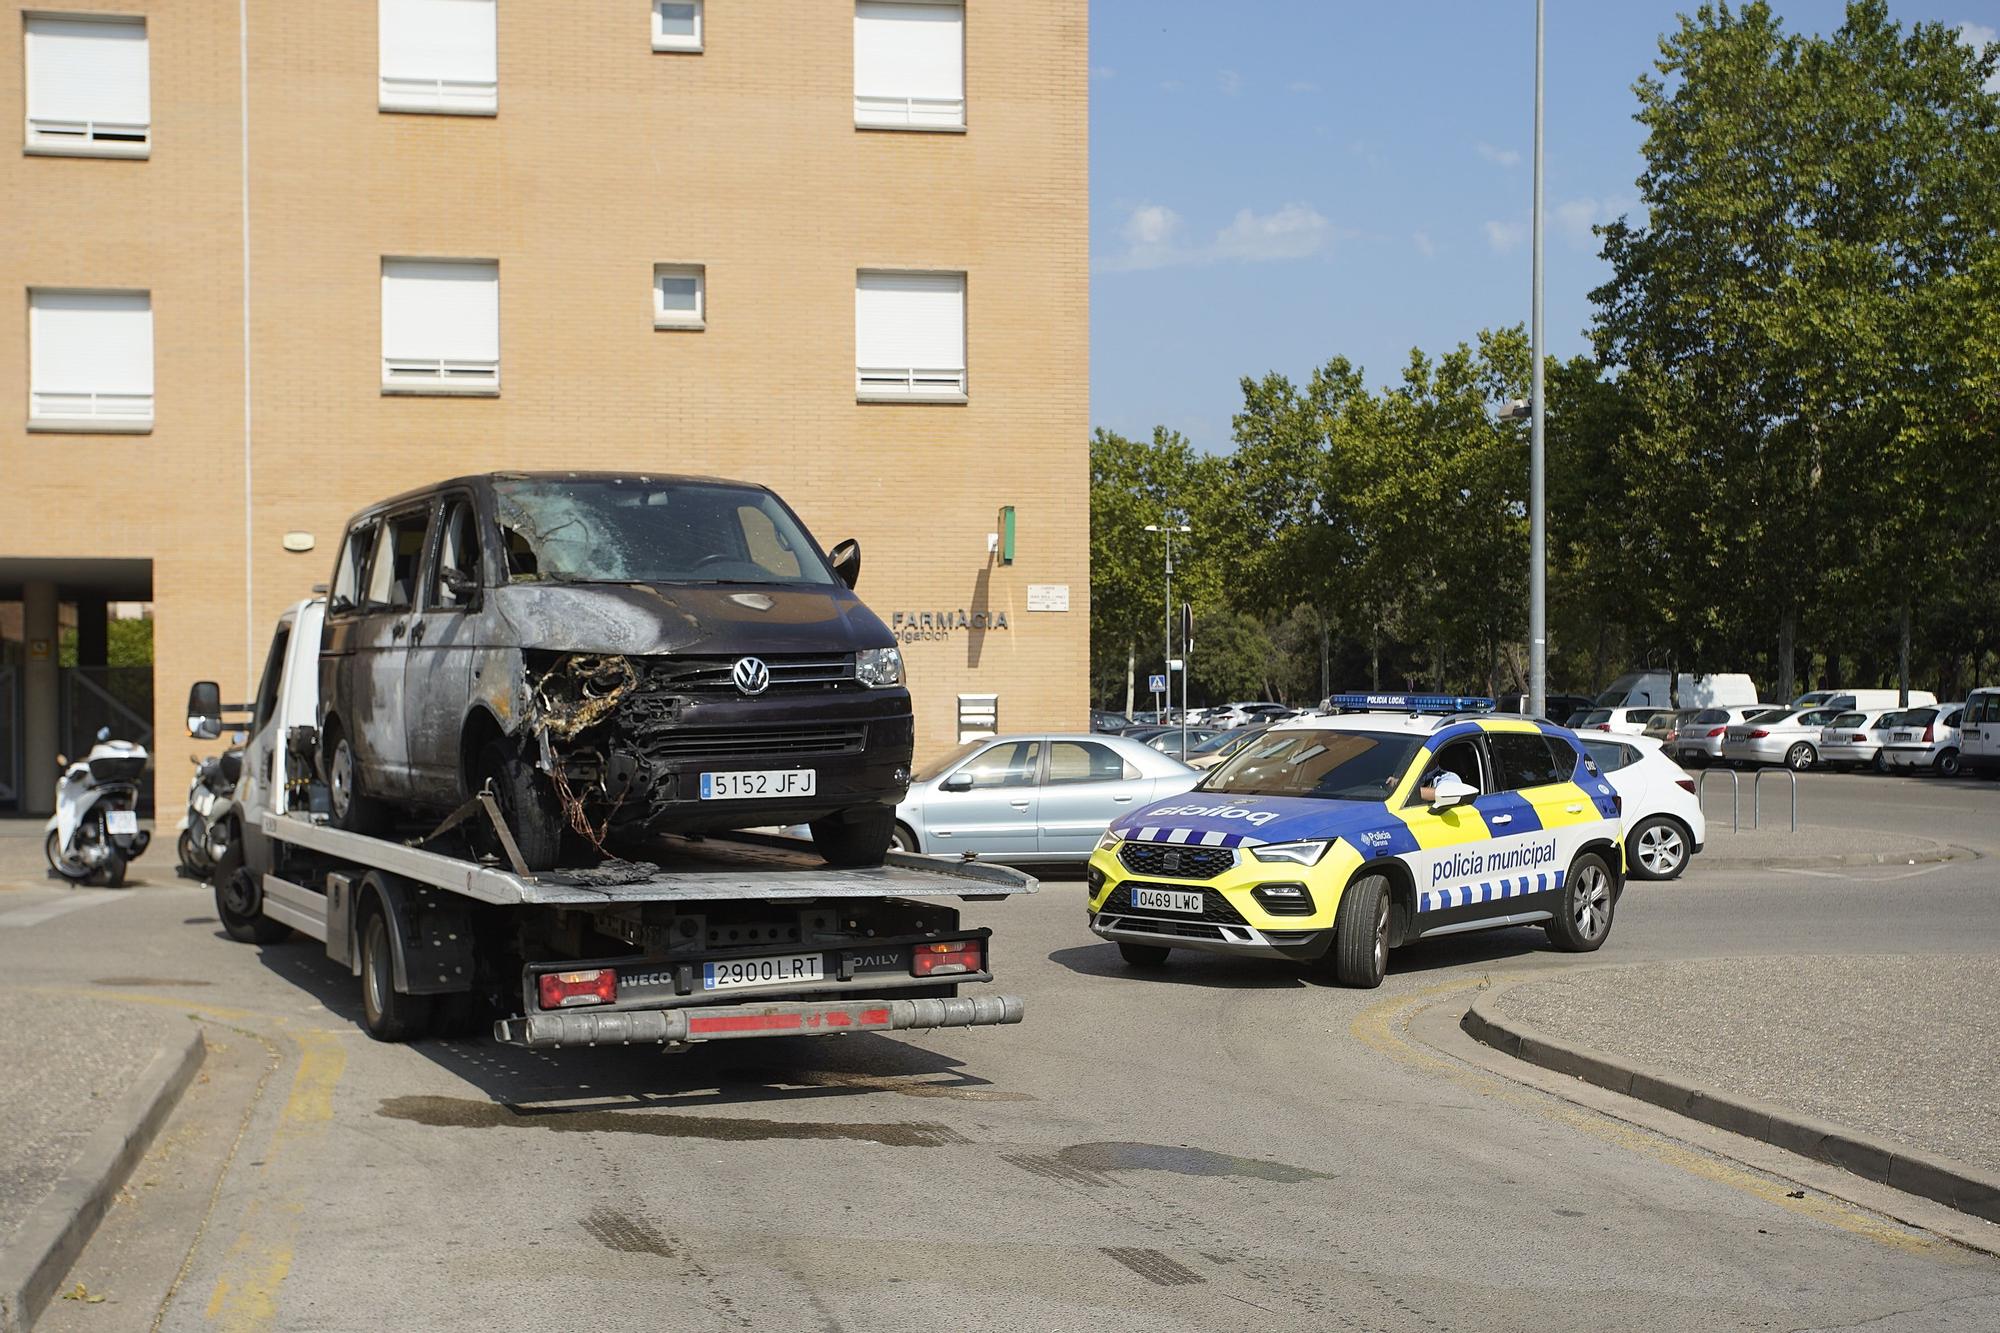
[2,0,1088,784]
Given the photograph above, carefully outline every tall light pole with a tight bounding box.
[1145,521,1190,730]
[1528,0,1547,720]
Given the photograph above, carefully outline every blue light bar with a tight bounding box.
[1324,693,1496,715]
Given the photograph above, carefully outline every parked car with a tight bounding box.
[1570,706,1667,737]
[1960,689,2000,777]
[891,732,1199,862]
[1879,704,1966,777]
[1207,702,1292,730]
[1578,734,1705,880]
[1142,727,1229,760]
[1816,709,1899,771]
[1720,706,1844,769]
[316,472,911,871]
[1091,709,1135,734]
[1640,709,1703,747]
[1790,688,1937,712]
[1669,705,1771,766]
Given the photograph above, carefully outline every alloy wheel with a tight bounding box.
[1636,823,1684,876]
[1572,864,1612,941]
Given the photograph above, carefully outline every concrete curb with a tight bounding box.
[1691,840,1966,870]
[0,1026,205,1333]
[1462,990,2000,1227]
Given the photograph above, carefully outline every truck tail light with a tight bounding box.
[539,969,616,1009]
[1706,727,1727,738]
[913,940,983,977]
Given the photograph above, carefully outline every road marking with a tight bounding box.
[0,889,127,928]
[1352,979,1943,1257]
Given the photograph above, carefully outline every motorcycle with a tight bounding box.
[176,748,243,879]
[45,728,153,888]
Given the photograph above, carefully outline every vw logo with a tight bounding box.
[1162,850,1183,873]
[732,657,771,696]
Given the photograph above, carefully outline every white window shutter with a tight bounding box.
[854,2,964,128]
[29,290,154,423]
[856,272,965,398]
[382,260,500,389]
[380,0,497,111]
[25,17,150,146]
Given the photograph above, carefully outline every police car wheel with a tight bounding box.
[1330,874,1390,988]
[1117,941,1171,968]
[1545,852,1615,952]
[1627,817,1689,881]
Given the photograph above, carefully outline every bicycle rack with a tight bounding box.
[1752,767,1798,831]
[1696,768,1741,832]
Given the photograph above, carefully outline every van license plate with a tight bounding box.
[105,810,139,836]
[700,770,816,800]
[703,953,825,991]
[1134,887,1204,914]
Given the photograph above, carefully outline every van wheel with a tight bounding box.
[324,723,388,835]
[1937,748,1962,779]
[1545,852,1616,952]
[361,909,435,1042]
[1785,742,1816,771]
[1117,941,1170,968]
[1329,874,1390,988]
[811,806,894,868]
[477,742,564,872]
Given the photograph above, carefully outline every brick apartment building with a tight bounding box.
[0,0,1088,813]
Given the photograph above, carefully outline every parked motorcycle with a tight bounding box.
[45,728,152,888]
[176,748,243,878]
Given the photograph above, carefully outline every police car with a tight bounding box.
[1085,695,1625,987]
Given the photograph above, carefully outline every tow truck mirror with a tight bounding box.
[828,538,861,589]
[1429,775,1477,812]
[188,680,223,740]
[940,772,974,793]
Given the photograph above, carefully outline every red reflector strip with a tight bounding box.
[689,1012,802,1035]
[686,1005,899,1036]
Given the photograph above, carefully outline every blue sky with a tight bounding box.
[1088,0,2000,452]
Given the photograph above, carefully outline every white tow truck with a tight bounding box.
[192,598,1032,1047]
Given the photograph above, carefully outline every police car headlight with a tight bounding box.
[1095,828,1125,852]
[856,647,904,688]
[1251,839,1332,866]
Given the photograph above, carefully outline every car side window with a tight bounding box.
[1944,709,1963,728]
[1407,737,1484,806]
[956,741,1042,789]
[1580,739,1630,772]
[1046,741,1125,785]
[430,498,482,610]
[329,520,376,614]
[1489,733,1567,790]
[364,508,431,612]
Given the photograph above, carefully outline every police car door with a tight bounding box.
[1477,730,1589,914]
[1395,732,1499,931]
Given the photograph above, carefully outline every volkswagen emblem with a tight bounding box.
[1162,850,1183,873]
[732,657,771,696]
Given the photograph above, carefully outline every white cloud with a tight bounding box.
[1217,68,1242,96]
[1091,65,1116,80]
[1100,204,1191,271]
[1412,230,1437,259]
[1213,204,1334,262]
[1960,22,2000,93]
[1483,219,1527,253]
[1554,194,1637,247]
[1099,202,1335,272]
[1158,78,1185,93]
[1477,142,1523,168]
[1287,79,1320,94]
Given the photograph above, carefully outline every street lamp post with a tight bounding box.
[1145,521,1191,745]
[1528,0,1547,720]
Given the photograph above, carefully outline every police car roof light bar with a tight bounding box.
[1325,693,1496,715]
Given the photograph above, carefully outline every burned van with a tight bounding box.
[316,473,913,870]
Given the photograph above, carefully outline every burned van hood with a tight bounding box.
[489,582,894,656]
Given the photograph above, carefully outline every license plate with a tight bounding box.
[702,953,824,991]
[1892,732,1914,742]
[1134,887,1204,914]
[700,769,816,800]
[105,809,138,836]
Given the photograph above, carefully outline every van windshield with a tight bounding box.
[493,478,836,586]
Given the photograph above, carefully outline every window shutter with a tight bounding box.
[380,0,497,109]
[854,2,964,127]
[29,290,154,422]
[382,260,499,386]
[25,16,150,130]
[856,272,965,397]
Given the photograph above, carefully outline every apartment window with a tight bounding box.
[28,289,153,431]
[379,0,497,114]
[381,259,499,394]
[653,265,706,329]
[855,271,965,401]
[854,2,964,130]
[651,1,702,52]
[24,14,150,156]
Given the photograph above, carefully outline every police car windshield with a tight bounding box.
[1199,729,1425,801]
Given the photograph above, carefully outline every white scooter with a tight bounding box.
[45,728,153,888]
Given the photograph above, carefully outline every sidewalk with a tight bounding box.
[1691,823,1958,868]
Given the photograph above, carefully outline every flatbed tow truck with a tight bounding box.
[197,598,1033,1049]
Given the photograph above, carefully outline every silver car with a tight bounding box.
[1669,705,1769,765]
[1721,706,1844,769]
[892,732,1200,861]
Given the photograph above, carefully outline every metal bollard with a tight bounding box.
[1751,767,1798,831]
[1697,768,1741,833]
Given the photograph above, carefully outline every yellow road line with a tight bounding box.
[1351,979,1944,1257]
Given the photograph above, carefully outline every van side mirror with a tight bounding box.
[188,681,223,739]
[439,568,480,603]
[829,539,861,589]
[1429,775,1478,812]
[940,772,973,793]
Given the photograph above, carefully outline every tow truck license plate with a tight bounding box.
[105,810,138,836]
[1134,887,1204,914]
[703,953,825,991]
[700,769,816,800]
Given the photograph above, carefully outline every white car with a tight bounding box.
[1817,709,1899,771]
[1208,701,1292,729]
[1791,688,1936,712]
[1571,706,1668,737]
[1721,706,1844,769]
[1965,689,2000,778]
[1579,734,1705,880]
[1669,705,1770,766]
[1879,704,1966,777]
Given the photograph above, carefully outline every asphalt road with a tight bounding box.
[9,770,2000,1332]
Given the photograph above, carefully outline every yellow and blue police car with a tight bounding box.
[1086,695,1625,987]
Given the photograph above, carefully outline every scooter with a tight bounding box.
[176,748,242,878]
[45,728,153,888]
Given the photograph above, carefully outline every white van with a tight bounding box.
[1595,671,1759,710]
[1963,688,2000,777]
[1789,688,1936,712]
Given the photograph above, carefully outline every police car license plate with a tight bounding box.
[700,770,815,800]
[1134,887,1204,914]
[105,810,139,836]
[703,953,824,991]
